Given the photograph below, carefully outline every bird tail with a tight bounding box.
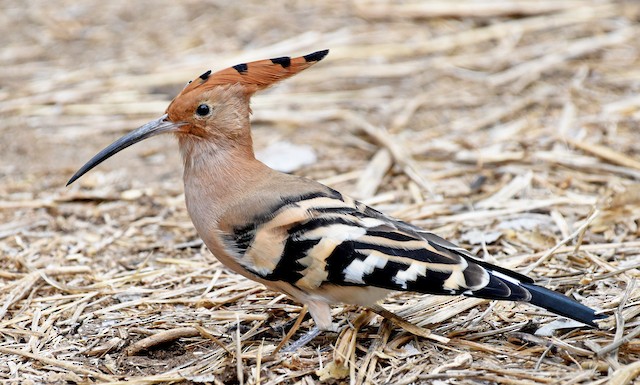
[450,251,605,327]
[519,282,605,327]
[460,262,604,327]
[420,233,601,326]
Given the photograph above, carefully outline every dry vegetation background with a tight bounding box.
[2,1,640,384]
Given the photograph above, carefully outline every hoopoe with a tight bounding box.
[68,50,604,348]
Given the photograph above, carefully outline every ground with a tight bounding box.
[1,1,640,384]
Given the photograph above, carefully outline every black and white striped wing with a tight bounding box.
[226,189,603,326]
[228,189,532,301]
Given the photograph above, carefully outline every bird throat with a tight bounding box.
[179,135,270,215]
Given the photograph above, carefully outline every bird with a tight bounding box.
[67,49,604,349]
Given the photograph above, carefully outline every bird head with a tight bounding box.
[66,50,329,186]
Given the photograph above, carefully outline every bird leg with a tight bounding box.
[281,325,322,353]
[282,300,336,352]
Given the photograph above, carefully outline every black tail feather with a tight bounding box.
[521,282,605,327]
[470,273,531,301]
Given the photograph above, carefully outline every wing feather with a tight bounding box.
[225,187,603,326]
[231,189,494,295]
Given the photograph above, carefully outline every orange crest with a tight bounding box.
[178,49,328,97]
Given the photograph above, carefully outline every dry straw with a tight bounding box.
[1,0,640,384]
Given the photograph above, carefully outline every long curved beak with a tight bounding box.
[66,114,183,186]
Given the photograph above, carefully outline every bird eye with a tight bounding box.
[196,104,211,117]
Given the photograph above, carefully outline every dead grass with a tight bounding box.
[1,0,640,384]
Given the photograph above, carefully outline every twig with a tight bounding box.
[0,346,114,381]
[369,304,449,343]
[271,304,308,355]
[126,327,200,356]
[355,1,595,19]
[236,315,244,385]
[522,208,600,274]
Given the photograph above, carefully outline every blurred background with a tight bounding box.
[2,1,640,384]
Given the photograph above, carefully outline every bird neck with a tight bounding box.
[179,135,272,220]
[179,131,255,167]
